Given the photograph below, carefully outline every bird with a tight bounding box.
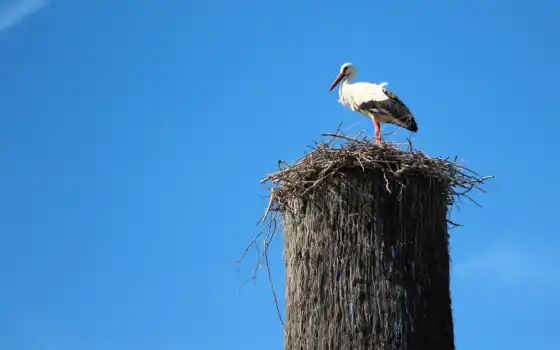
[328,63,418,144]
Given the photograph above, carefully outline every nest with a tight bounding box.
[261,131,492,215]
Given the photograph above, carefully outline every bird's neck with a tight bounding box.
[339,76,352,95]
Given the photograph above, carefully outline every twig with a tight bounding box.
[264,239,285,331]
[237,218,274,268]
[447,219,463,230]
[257,188,275,225]
[383,172,392,194]
[320,133,366,145]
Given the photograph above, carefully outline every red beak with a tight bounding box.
[329,72,345,91]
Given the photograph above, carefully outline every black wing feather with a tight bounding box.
[358,87,418,132]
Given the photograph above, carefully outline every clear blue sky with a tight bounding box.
[0,0,558,349]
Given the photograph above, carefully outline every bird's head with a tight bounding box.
[329,63,357,91]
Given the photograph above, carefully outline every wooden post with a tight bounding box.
[283,170,454,349]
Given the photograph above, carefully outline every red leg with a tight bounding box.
[373,119,381,143]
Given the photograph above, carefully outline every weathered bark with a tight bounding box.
[283,169,455,350]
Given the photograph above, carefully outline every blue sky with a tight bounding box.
[0,0,558,349]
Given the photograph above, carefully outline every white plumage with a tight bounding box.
[329,63,418,143]
[337,82,390,109]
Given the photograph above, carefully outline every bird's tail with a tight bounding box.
[405,115,419,132]
[392,114,418,132]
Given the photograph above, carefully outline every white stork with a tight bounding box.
[329,63,418,144]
